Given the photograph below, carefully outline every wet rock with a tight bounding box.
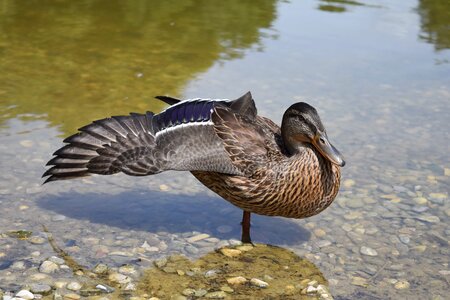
[63,293,81,300]
[205,291,227,298]
[30,284,52,295]
[29,236,46,245]
[317,240,332,248]
[153,257,167,269]
[194,289,208,297]
[48,256,65,265]
[360,246,378,256]
[398,234,410,244]
[236,245,254,252]
[227,276,247,285]
[184,245,199,255]
[394,280,410,289]
[314,228,327,237]
[187,234,210,243]
[92,263,109,274]
[343,179,355,188]
[220,248,242,257]
[80,288,102,297]
[16,290,34,299]
[67,282,82,291]
[119,264,136,275]
[182,289,195,296]
[417,215,440,223]
[220,285,234,293]
[250,278,269,288]
[39,260,59,273]
[412,206,428,213]
[205,269,221,278]
[52,215,66,222]
[108,272,131,284]
[351,276,368,287]
[95,284,115,293]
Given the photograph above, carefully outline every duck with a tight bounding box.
[43,92,345,243]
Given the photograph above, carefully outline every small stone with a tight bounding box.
[412,206,428,213]
[16,290,34,299]
[125,283,136,291]
[205,291,227,298]
[346,198,364,208]
[228,239,243,246]
[220,285,234,293]
[11,260,26,269]
[445,208,450,217]
[63,293,81,300]
[314,228,326,237]
[19,205,29,210]
[95,284,115,293]
[29,236,46,245]
[429,193,447,200]
[185,245,199,255]
[153,257,167,268]
[317,240,332,248]
[187,233,210,243]
[445,168,450,176]
[360,246,378,256]
[30,284,52,295]
[205,269,220,277]
[250,278,269,288]
[182,289,196,296]
[220,248,242,257]
[108,272,131,284]
[80,289,102,297]
[343,179,355,188]
[67,282,82,291]
[39,260,59,273]
[417,215,440,223]
[306,285,317,293]
[227,276,247,285]
[20,140,34,147]
[351,276,368,287]
[394,280,410,289]
[194,289,208,297]
[141,241,159,252]
[414,197,428,205]
[217,225,232,233]
[52,215,66,222]
[398,234,410,244]
[92,263,109,274]
[159,184,169,191]
[119,264,136,275]
[48,256,65,265]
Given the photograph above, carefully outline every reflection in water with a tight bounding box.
[317,0,367,13]
[0,0,277,134]
[37,190,311,245]
[138,244,330,299]
[417,0,450,51]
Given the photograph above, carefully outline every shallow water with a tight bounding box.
[0,0,449,299]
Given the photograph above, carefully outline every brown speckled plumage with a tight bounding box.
[43,92,344,242]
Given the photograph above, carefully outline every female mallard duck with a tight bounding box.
[43,92,344,243]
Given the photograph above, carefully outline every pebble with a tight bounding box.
[159,184,169,191]
[414,197,428,205]
[236,245,253,251]
[345,198,364,208]
[185,245,199,255]
[51,215,66,222]
[108,272,131,284]
[29,236,46,245]
[141,241,159,252]
[351,276,368,287]
[217,225,233,233]
[92,263,109,274]
[343,179,355,188]
[187,233,210,243]
[220,248,242,257]
[394,280,410,289]
[250,278,269,288]
[227,276,247,285]
[20,140,34,147]
[398,234,410,244]
[313,228,327,237]
[360,246,378,256]
[153,257,167,268]
[220,285,234,293]
[16,290,34,299]
[317,240,332,248]
[96,284,115,293]
[194,289,208,297]
[48,256,65,265]
[417,215,440,223]
[205,269,221,277]
[182,289,196,296]
[119,264,136,275]
[412,206,428,213]
[205,291,227,298]
[67,281,82,291]
[39,260,59,273]
[63,293,81,300]
[30,284,52,295]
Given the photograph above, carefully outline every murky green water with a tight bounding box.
[0,0,449,299]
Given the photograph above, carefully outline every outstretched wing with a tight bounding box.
[43,92,257,182]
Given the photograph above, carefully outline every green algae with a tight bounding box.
[137,244,329,299]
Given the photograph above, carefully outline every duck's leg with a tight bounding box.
[241,211,252,243]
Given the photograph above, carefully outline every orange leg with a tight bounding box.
[241,211,252,243]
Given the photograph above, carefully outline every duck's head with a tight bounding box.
[281,102,345,167]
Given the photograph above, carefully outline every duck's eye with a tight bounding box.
[319,137,326,144]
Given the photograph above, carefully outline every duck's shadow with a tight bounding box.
[37,189,310,245]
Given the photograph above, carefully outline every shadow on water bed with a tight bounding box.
[36,190,311,245]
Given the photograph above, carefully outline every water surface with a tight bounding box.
[0,0,449,299]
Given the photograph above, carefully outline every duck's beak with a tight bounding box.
[312,132,345,167]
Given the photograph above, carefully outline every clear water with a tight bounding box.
[0,0,449,298]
